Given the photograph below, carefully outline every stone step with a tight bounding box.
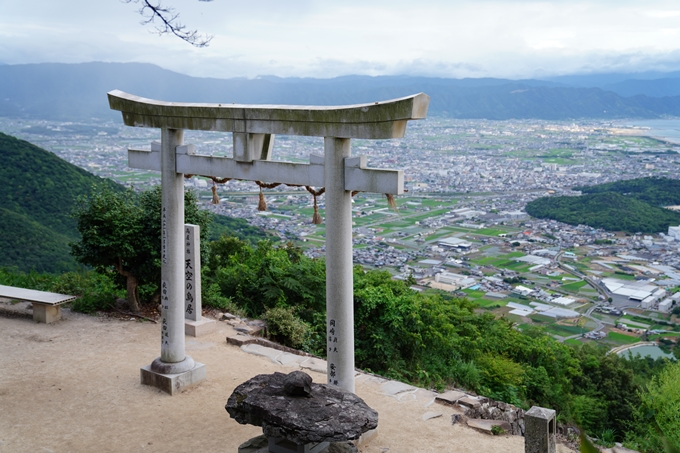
[466,419,512,434]
[435,390,466,405]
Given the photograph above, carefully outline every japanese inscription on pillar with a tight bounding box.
[184,224,201,322]
[161,280,169,346]
[328,318,339,386]
[161,207,168,264]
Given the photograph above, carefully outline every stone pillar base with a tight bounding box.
[140,361,206,395]
[353,427,378,448]
[185,318,217,337]
[33,303,61,324]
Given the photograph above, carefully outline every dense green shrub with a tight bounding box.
[50,271,121,313]
[0,267,56,291]
[627,361,680,452]
[202,282,243,315]
[263,306,309,348]
[205,238,326,324]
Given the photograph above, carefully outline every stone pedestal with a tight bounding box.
[140,357,206,395]
[32,303,61,324]
[269,437,329,453]
[238,436,358,453]
[525,406,556,453]
[185,318,217,337]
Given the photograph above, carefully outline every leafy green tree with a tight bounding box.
[205,238,326,348]
[526,190,680,233]
[628,361,680,452]
[70,185,210,312]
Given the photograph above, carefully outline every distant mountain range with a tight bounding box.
[2,62,680,121]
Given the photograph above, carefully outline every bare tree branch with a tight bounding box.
[124,0,214,48]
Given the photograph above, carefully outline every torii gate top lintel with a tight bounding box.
[107,90,429,140]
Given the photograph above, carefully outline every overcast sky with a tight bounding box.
[2,0,680,80]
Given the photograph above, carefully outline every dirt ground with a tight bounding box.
[0,306,575,453]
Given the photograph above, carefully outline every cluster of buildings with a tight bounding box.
[3,117,680,317]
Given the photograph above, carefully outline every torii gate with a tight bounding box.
[108,90,429,395]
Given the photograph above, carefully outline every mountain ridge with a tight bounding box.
[3,62,680,121]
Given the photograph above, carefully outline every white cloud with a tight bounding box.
[2,0,680,78]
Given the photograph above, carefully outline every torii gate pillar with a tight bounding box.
[324,137,355,391]
[109,90,429,395]
[140,127,207,395]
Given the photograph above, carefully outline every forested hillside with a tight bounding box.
[0,132,123,272]
[526,178,680,233]
[574,177,680,207]
[0,132,271,273]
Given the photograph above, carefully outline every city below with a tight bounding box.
[3,115,680,356]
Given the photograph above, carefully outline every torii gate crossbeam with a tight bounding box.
[108,90,429,395]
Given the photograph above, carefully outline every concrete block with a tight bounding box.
[140,362,206,395]
[278,352,305,367]
[525,406,556,453]
[298,357,328,374]
[185,318,216,337]
[269,437,329,453]
[32,303,61,324]
[238,435,269,453]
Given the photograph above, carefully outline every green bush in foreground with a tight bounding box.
[0,267,56,291]
[626,360,680,452]
[263,306,309,349]
[50,271,122,313]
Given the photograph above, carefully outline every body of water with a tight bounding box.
[621,119,680,144]
[617,344,674,360]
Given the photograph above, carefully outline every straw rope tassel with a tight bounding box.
[312,194,322,224]
[258,186,267,211]
[386,193,397,210]
[305,186,325,224]
[211,181,220,204]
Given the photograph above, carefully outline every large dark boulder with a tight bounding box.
[226,371,378,444]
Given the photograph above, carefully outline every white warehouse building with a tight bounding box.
[668,226,680,241]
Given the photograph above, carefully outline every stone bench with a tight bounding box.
[0,284,76,323]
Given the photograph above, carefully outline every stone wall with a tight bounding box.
[461,397,525,435]
[437,390,525,436]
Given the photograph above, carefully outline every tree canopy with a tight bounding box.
[70,185,211,312]
[575,177,680,207]
[526,191,680,233]
[0,132,123,273]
